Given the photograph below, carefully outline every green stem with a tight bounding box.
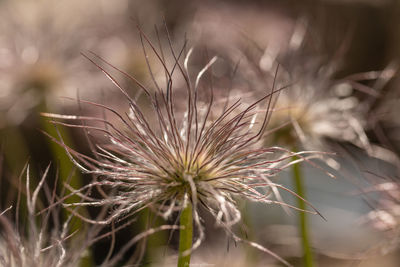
[292,160,314,267]
[177,200,193,267]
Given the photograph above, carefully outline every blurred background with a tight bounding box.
[1,0,399,266]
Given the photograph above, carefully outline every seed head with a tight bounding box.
[43,28,323,265]
[0,164,84,267]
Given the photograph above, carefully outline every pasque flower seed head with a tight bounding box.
[42,28,323,265]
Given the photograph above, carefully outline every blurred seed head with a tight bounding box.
[365,70,400,158]
[0,0,146,127]
[362,163,400,254]
[226,18,395,163]
[266,77,367,151]
[0,164,86,267]
[0,162,170,267]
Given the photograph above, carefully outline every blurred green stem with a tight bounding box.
[292,158,314,267]
[242,201,258,265]
[39,103,92,267]
[177,200,193,267]
[136,208,167,266]
[1,126,31,220]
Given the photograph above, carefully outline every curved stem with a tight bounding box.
[292,160,314,267]
[177,200,193,267]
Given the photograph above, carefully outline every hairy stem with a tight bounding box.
[293,160,314,267]
[177,200,193,267]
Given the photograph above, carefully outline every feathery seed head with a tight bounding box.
[231,21,390,156]
[42,28,322,265]
[267,80,364,149]
[0,165,86,267]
